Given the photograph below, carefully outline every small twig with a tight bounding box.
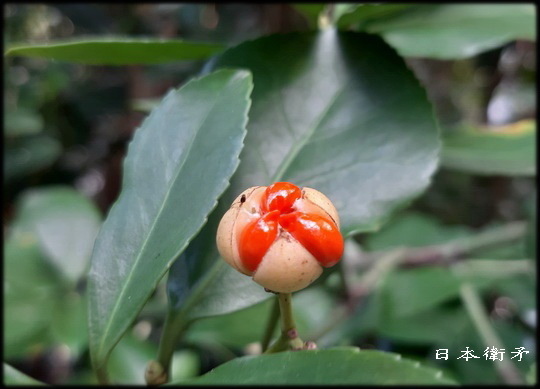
[310,222,529,343]
[456,273,524,385]
[95,365,110,385]
[401,222,527,267]
[347,248,408,302]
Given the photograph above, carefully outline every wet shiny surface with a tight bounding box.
[261,182,302,214]
[279,211,343,267]
[237,182,343,271]
[238,210,280,272]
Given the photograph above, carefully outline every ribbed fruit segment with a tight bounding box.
[261,182,301,214]
[238,210,280,273]
[279,212,344,267]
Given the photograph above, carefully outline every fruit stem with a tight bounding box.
[277,293,296,334]
[264,293,304,353]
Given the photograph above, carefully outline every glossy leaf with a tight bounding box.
[13,186,102,283]
[442,120,536,176]
[87,70,252,372]
[5,38,225,65]
[3,364,45,386]
[168,30,439,320]
[176,349,457,385]
[336,4,414,29]
[363,5,536,59]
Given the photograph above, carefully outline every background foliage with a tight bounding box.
[3,3,536,386]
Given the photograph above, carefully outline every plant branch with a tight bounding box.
[310,248,406,342]
[399,222,526,267]
[312,222,529,342]
[457,276,524,385]
[95,365,109,385]
[146,312,191,385]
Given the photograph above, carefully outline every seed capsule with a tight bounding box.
[216,182,344,293]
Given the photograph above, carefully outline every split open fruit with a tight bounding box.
[216,182,344,293]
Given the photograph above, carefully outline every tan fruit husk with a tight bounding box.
[216,185,341,292]
[296,187,340,228]
[252,233,322,293]
[216,186,265,274]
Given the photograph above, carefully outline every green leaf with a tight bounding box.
[186,287,334,348]
[215,31,439,236]
[186,299,274,348]
[4,233,61,359]
[379,304,470,345]
[13,186,102,284]
[336,4,414,29]
[380,267,461,317]
[292,4,326,28]
[168,30,439,320]
[5,38,226,65]
[4,191,98,358]
[364,211,471,251]
[527,363,536,385]
[357,212,468,320]
[4,135,61,183]
[50,292,88,357]
[364,5,536,59]
[365,213,528,319]
[176,349,456,385]
[87,69,252,373]
[3,364,46,386]
[443,318,530,384]
[441,120,536,176]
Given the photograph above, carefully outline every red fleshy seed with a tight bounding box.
[238,210,280,273]
[261,182,301,214]
[279,211,343,267]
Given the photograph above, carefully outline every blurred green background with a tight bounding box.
[3,4,536,385]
